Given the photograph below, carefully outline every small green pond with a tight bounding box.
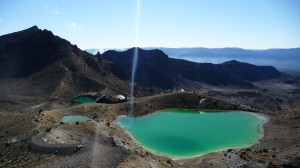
[60,115,90,123]
[71,96,95,103]
[117,110,267,158]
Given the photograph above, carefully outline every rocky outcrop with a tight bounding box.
[29,131,81,154]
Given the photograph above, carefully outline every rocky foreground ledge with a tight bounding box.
[29,131,81,155]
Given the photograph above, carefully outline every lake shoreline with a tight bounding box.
[115,110,269,160]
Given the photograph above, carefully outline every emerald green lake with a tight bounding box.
[71,96,95,103]
[117,110,267,158]
[61,115,90,123]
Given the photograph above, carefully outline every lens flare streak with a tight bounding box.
[129,0,140,116]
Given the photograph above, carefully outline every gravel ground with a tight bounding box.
[35,141,128,168]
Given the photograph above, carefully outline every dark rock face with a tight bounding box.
[101,48,286,89]
[221,60,284,81]
[0,26,72,78]
[101,48,174,89]
[0,26,124,98]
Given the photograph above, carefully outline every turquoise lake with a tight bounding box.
[71,96,95,103]
[117,110,267,158]
[61,115,90,123]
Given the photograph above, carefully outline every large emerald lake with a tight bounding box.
[117,110,267,158]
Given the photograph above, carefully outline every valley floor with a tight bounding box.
[0,78,300,168]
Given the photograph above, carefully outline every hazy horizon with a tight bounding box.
[84,46,300,51]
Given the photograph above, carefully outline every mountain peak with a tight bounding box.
[0,26,73,78]
[222,60,244,65]
[19,25,41,35]
[16,26,56,38]
[102,47,169,61]
[28,25,39,30]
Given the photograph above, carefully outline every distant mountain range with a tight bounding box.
[155,47,300,75]
[86,47,300,76]
[0,26,289,98]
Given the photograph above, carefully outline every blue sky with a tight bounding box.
[0,0,299,49]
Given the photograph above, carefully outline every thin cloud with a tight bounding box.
[54,6,60,15]
[65,21,77,28]
[65,20,83,29]
[70,22,77,28]
[0,18,2,22]
[43,4,61,15]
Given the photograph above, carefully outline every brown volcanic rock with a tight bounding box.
[0,26,72,78]
[221,60,284,81]
[100,48,287,89]
[0,26,130,98]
